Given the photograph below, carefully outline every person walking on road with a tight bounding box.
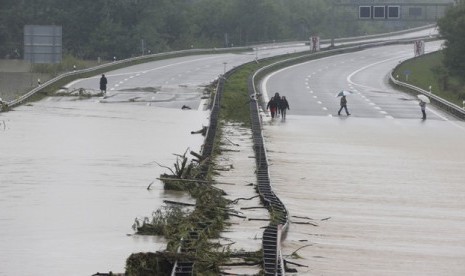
[279,96,290,120]
[99,74,108,95]
[338,95,350,116]
[419,100,426,120]
[267,96,278,119]
[273,92,281,118]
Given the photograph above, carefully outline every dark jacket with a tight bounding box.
[267,97,278,109]
[100,75,107,90]
[279,98,289,110]
[340,96,347,106]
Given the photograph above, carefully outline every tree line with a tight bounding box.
[0,0,425,60]
[438,1,465,76]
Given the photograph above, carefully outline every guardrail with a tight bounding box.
[389,71,465,120]
[320,23,437,45]
[248,72,288,275]
[170,65,245,276]
[251,24,437,49]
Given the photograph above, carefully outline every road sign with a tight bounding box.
[24,25,62,64]
[373,6,386,19]
[359,5,400,20]
[359,6,371,19]
[353,2,452,21]
[387,6,400,19]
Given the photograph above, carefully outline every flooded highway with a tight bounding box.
[0,30,448,275]
[262,41,465,275]
[0,100,208,275]
[0,48,308,275]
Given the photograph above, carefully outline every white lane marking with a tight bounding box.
[346,54,410,90]
[101,56,224,79]
[261,53,353,101]
[426,106,456,123]
[64,79,81,88]
[346,54,464,126]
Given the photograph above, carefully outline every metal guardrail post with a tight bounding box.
[389,71,465,120]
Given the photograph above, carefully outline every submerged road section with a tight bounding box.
[262,41,465,275]
[0,46,310,275]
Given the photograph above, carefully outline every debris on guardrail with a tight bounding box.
[0,98,8,112]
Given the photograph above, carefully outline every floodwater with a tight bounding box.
[0,100,208,275]
[264,115,465,275]
[214,123,269,275]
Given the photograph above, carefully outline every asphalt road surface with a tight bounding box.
[62,47,309,110]
[262,40,451,120]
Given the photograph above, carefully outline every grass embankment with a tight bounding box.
[393,51,465,107]
[220,64,258,126]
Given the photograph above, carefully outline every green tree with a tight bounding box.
[438,2,465,75]
[0,0,409,60]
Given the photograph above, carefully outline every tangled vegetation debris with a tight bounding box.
[125,59,280,274]
[126,145,262,275]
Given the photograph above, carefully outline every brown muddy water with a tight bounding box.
[264,115,465,275]
[0,100,208,275]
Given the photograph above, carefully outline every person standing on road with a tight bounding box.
[338,95,350,116]
[419,100,426,120]
[99,74,108,95]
